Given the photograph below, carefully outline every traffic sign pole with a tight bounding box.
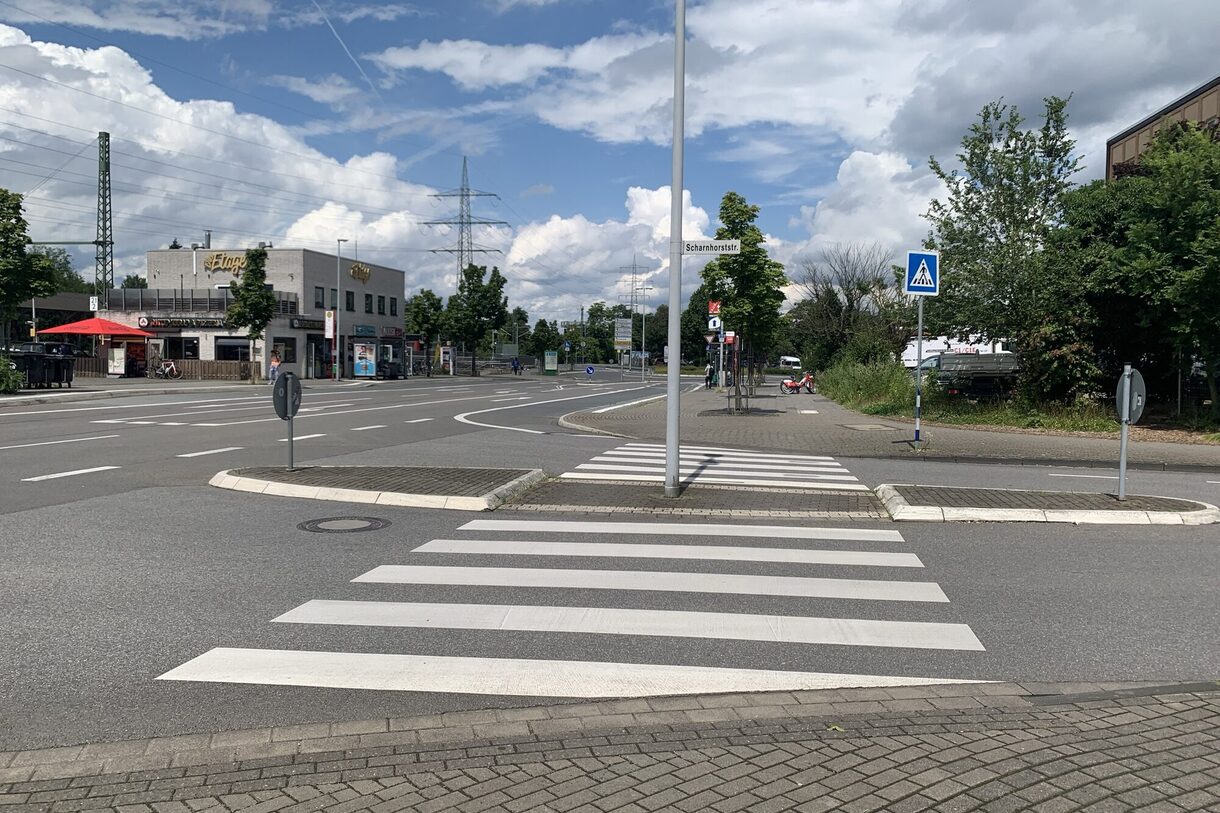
[1118,364,1131,501]
[915,298,924,442]
[663,0,685,499]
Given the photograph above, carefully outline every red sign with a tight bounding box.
[708,300,721,315]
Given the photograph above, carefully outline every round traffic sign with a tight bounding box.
[1114,368,1146,424]
[585,365,595,376]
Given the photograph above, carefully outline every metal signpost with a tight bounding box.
[273,372,302,471]
[904,250,940,442]
[1115,364,1146,501]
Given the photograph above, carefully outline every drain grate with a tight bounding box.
[297,516,392,534]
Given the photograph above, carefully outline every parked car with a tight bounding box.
[918,353,1020,399]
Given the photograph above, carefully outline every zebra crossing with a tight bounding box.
[158,517,985,698]
[560,442,869,491]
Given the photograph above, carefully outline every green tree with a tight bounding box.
[404,288,445,375]
[30,247,91,294]
[526,318,561,357]
[225,247,276,375]
[120,274,148,289]
[444,264,508,375]
[508,305,531,351]
[923,96,1082,400]
[699,191,787,395]
[0,189,55,344]
[680,282,715,365]
[645,303,669,361]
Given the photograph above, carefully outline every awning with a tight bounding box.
[37,316,155,338]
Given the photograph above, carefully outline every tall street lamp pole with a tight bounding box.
[334,238,348,380]
[663,0,686,498]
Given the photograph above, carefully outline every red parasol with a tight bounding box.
[37,316,154,338]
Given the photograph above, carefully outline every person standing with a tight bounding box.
[268,350,281,384]
[511,357,521,376]
[704,361,714,388]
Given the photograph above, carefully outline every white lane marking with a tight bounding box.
[0,434,120,452]
[454,386,654,435]
[21,465,120,481]
[1047,473,1119,480]
[799,410,819,414]
[591,393,667,413]
[1208,481,1220,485]
[590,456,847,473]
[275,600,984,651]
[176,446,244,458]
[575,463,858,481]
[491,396,531,402]
[623,443,836,462]
[193,423,222,427]
[602,449,846,466]
[278,434,326,441]
[297,403,357,412]
[202,393,498,427]
[157,648,983,697]
[460,519,903,542]
[354,565,948,603]
[159,422,187,426]
[414,539,924,568]
[0,393,276,417]
[87,394,371,423]
[559,472,871,491]
[405,418,433,424]
[127,421,156,425]
[350,425,387,431]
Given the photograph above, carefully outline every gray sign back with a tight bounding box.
[273,372,302,420]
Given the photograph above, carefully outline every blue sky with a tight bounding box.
[0,0,1215,321]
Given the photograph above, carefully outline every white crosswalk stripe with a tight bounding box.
[159,517,986,698]
[559,442,865,491]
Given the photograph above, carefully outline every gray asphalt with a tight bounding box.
[2,374,1217,752]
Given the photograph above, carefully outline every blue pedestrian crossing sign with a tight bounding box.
[904,250,940,296]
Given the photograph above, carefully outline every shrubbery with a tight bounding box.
[0,355,24,394]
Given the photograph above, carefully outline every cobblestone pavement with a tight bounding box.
[565,389,1220,470]
[893,487,1200,513]
[3,682,1217,812]
[232,468,535,497]
[505,480,886,519]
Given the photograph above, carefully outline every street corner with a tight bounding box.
[876,483,1220,525]
[208,465,546,511]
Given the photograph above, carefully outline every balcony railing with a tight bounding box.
[103,288,299,315]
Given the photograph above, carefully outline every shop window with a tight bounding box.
[215,337,250,361]
[377,295,386,315]
[365,293,373,313]
[390,297,398,316]
[314,286,325,308]
[271,337,297,364]
[346,291,355,311]
[165,337,199,359]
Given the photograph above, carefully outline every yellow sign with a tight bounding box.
[202,252,246,275]
[349,262,371,283]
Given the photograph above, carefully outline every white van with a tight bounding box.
[779,356,801,369]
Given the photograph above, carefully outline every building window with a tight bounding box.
[377,295,386,315]
[215,337,250,361]
[165,337,199,359]
[346,291,355,311]
[390,297,397,316]
[271,337,297,364]
[365,293,373,313]
[314,286,325,308]
[330,288,338,308]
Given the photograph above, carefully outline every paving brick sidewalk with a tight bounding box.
[565,389,1220,470]
[3,682,1217,813]
[233,467,535,498]
[893,487,1198,513]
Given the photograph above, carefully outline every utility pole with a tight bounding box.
[424,157,508,291]
[95,132,114,307]
[663,0,685,498]
[636,284,654,380]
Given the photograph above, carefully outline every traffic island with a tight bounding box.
[878,483,1220,524]
[210,466,545,511]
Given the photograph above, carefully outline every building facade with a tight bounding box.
[1107,74,1220,179]
[101,248,407,379]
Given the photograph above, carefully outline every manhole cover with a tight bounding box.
[297,516,392,533]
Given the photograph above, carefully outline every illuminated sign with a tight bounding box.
[139,316,228,329]
[202,253,246,275]
[349,262,372,283]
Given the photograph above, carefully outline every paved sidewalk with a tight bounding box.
[564,389,1220,470]
[3,682,1217,813]
[878,485,1219,525]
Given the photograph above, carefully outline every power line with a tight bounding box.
[423,156,508,290]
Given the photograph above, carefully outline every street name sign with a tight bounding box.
[904,250,940,296]
[684,240,741,255]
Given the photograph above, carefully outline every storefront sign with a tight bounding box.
[349,262,372,283]
[202,253,246,275]
[290,317,325,330]
[381,326,404,338]
[138,316,228,329]
[353,324,377,337]
[324,311,335,339]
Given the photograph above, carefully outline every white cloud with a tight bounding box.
[263,74,359,105]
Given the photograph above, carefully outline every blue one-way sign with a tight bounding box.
[904,250,940,296]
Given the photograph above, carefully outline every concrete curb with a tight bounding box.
[0,384,252,407]
[876,483,1220,525]
[556,409,634,437]
[208,467,547,511]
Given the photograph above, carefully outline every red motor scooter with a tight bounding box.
[780,370,815,394]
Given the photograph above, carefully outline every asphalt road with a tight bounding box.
[2,373,1217,752]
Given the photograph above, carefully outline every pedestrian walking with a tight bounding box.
[704,361,714,388]
[511,357,521,375]
[268,351,281,384]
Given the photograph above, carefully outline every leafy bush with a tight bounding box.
[817,360,915,411]
[0,354,24,394]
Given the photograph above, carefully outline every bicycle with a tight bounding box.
[150,359,183,379]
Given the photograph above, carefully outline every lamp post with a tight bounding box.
[334,238,348,380]
[636,284,654,381]
[663,0,686,497]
